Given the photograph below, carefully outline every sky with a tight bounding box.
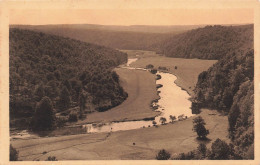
[10,8,253,26]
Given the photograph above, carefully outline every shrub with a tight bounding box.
[56,116,68,127]
[156,149,171,160]
[150,69,157,74]
[68,112,78,122]
[210,138,230,160]
[46,156,58,161]
[146,64,154,69]
[169,115,176,123]
[197,143,207,156]
[10,145,19,161]
[160,117,167,125]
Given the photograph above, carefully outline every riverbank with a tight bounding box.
[11,109,229,160]
[123,50,217,96]
[75,67,160,125]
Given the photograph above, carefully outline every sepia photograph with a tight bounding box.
[0,0,259,164]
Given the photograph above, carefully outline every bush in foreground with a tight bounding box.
[46,156,58,161]
[156,149,171,160]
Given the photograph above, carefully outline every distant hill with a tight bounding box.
[10,24,203,50]
[155,24,253,60]
[10,28,128,128]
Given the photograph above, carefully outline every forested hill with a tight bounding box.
[10,24,202,50]
[192,25,254,158]
[10,28,128,124]
[156,25,253,60]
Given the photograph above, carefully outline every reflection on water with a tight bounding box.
[82,58,193,133]
[83,120,153,133]
[154,72,193,123]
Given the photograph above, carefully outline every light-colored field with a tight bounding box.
[76,67,160,124]
[11,109,229,160]
[122,50,217,96]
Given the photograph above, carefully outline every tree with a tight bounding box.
[156,149,171,160]
[10,145,19,161]
[68,112,78,122]
[197,143,207,157]
[32,96,56,131]
[152,120,157,126]
[192,116,209,139]
[169,115,176,123]
[34,84,45,101]
[160,117,167,125]
[58,86,71,111]
[150,69,157,74]
[46,156,58,161]
[210,138,230,160]
[146,64,154,69]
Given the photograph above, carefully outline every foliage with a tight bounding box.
[10,144,19,161]
[210,138,231,160]
[31,96,56,131]
[146,64,154,69]
[46,156,58,161]
[157,25,253,60]
[159,117,167,125]
[150,69,157,74]
[173,139,242,160]
[156,149,171,160]
[68,112,78,122]
[197,143,207,157]
[192,116,209,139]
[10,28,128,129]
[57,86,71,112]
[190,25,254,158]
[169,115,176,123]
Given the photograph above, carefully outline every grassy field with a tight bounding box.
[75,67,160,124]
[11,109,229,160]
[121,50,217,96]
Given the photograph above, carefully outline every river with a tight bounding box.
[11,58,193,138]
[82,58,193,133]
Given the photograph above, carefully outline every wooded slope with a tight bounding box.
[10,28,128,124]
[156,25,253,60]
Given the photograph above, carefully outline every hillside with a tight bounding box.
[156,25,253,60]
[10,24,202,50]
[191,25,254,159]
[9,28,128,129]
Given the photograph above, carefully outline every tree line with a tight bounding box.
[192,25,254,159]
[9,28,128,130]
[155,25,253,60]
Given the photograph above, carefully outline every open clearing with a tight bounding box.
[11,109,229,160]
[122,50,217,96]
[76,67,159,124]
